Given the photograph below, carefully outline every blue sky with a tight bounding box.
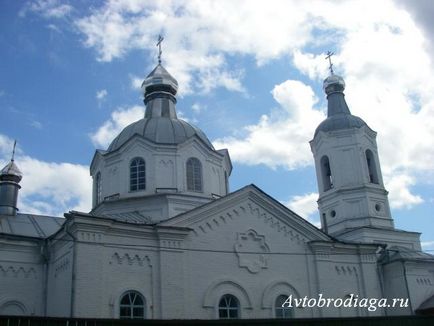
[1,0,434,251]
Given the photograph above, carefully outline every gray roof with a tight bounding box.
[315,114,367,136]
[107,117,214,152]
[0,213,64,238]
[378,245,434,264]
[98,211,153,224]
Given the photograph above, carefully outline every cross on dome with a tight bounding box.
[157,35,164,64]
[325,51,334,75]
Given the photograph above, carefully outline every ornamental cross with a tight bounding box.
[325,51,334,75]
[157,35,164,64]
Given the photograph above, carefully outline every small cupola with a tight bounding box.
[0,141,22,216]
[314,53,367,137]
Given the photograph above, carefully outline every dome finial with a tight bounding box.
[157,34,164,65]
[323,51,345,95]
[11,140,16,162]
[325,51,334,75]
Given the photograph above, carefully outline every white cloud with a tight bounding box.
[90,105,144,148]
[96,89,108,101]
[130,75,143,90]
[29,120,43,129]
[192,103,205,114]
[0,134,91,217]
[73,0,315,94]
[385,174,423,209]
[35,0,434,209]
[421,241,434,251]
[284,193,319,226]
[20,0,73,19]
[213,80,325,169]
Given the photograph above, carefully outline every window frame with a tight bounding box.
[130,157,146,192]
[218,294,240,319]
[186,157,203,192]
[274,294,293,319]
[119,290,146,320]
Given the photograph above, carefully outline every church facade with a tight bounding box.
[1,60,434,319]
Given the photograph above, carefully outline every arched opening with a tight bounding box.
[119,291,146,319]
[275,295,293,318]
[186,157,203,192]
[320,156,333,191]
[130,157,146,191]
[218,294,240,319]
[95,172,102,205]
[365,150,379,184]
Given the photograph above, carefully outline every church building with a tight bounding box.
[1,54,434,319]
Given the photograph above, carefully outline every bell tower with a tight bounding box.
[310,70,394,237]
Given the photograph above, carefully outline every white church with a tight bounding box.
[1,55,434,319]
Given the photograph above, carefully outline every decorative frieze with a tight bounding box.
[0,265,37,279]
[335,265,358,276]
[111,252,151,266]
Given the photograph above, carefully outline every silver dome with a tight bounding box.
[107,117,214,152]
[323,74,345,95]
[0,160,22,182]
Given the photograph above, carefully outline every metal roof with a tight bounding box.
[0,160,23,181]
[98,211,153,224]
[106,63,214,152]
[315,114,367,136]
[107,117,214,152]
[0,213,64,238]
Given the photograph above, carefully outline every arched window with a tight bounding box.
[320,155,333,191]
[218,294,240,319]
[130,158,146,191]
[275,295,293,318]
[186,158,202,192]
[365,150,379,184]
[119,291,146,319]
[95,172,102,205]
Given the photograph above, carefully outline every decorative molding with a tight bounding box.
[0,265,37,279]
[193,200,307,245]
[54,257,70,277]
[111,252,151,267]
[261,280,301,308]
[202,278,253,309]
[159,159,174,167]
[335,265,358,276]
[234,229,270,274]
[79,232,103,243]
[160,239,182,249]
[416,277,432,286]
